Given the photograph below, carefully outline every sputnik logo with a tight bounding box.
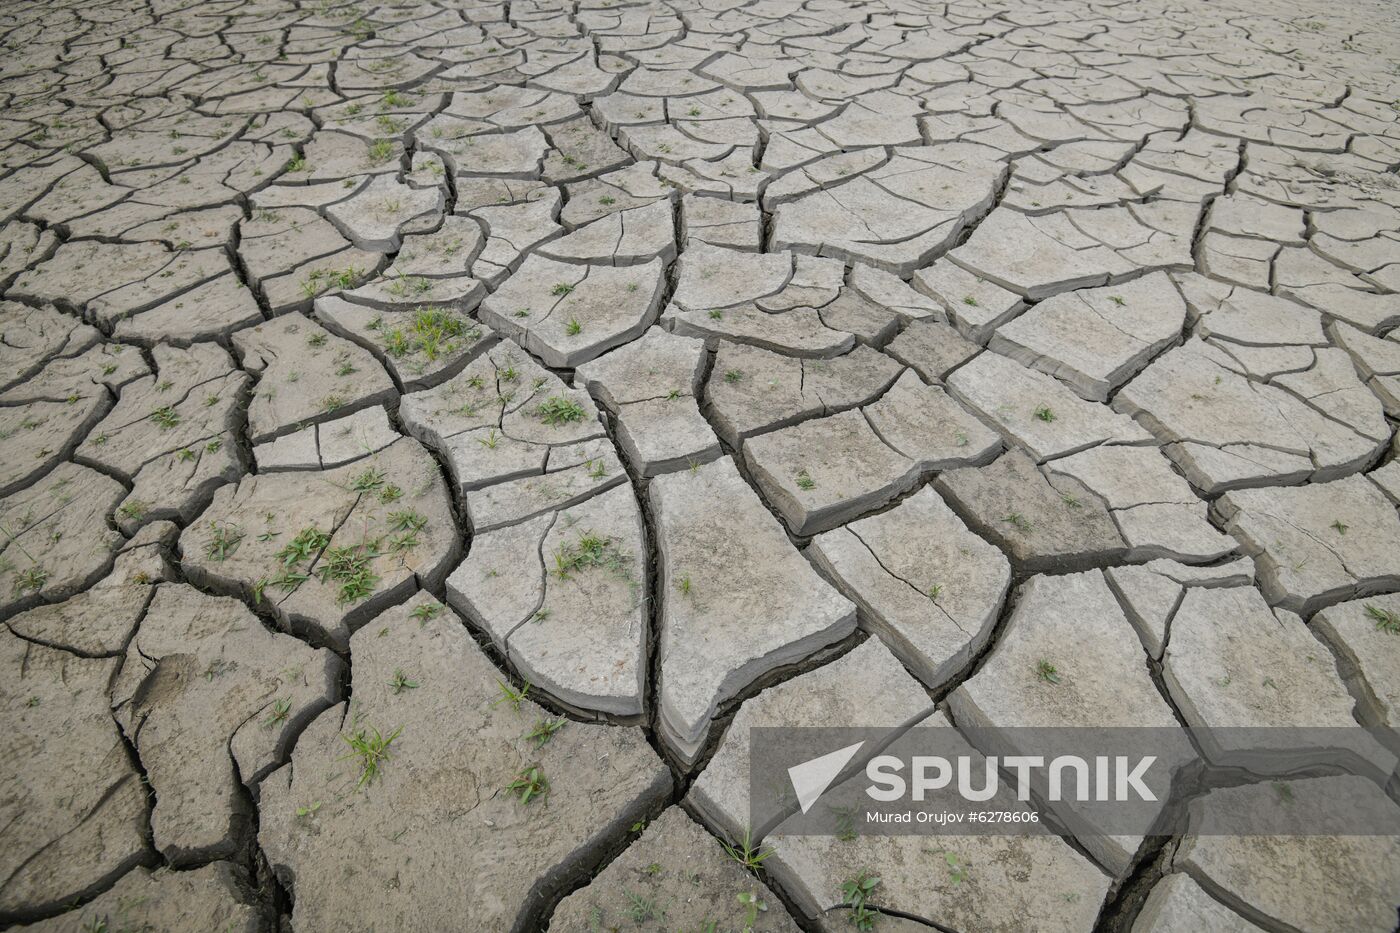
[788,741,864,814]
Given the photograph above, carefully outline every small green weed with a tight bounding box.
[491,678,530,712]
[316,541,380,604]
[526,717,566,747]
[721,828,772,870]
[205,521,243,561]
[841,871,881,930]
[14,566,47,595]
[340,724,403,790]
[263,697,291,727]
[1365,604,1400,635]
[277,527,330,566]
[553,531,629,579]
[150,406,180,430]
[506,765,548,804]
[367,138,395,164]
[410,603,441,625]
[1004,513,1032,533]
[350,467,386,492]
[535,396,586,425]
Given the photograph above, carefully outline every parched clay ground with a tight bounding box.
[2,0,1400,929]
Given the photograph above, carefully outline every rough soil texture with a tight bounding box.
[1,0,1399,929]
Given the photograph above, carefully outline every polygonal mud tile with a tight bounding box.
[1206,193,1306,244]
[0,630,147,917]
[180,436,457,650]
[989,272,1186,402]
[315,296,492,390]
[763,149,896,207]
[76,343,248,531]
[912,257,1027,342]
[948,570,1186,872]
[1103,558,1254,659]
[258,594,671,931]
[11,240,261,343]
[1173,777,1400,933]
[745,371,998,535]
[543,114,632,182]
[1280,281,1400,333]
[649,457,857,764]
[662,244,857,358]
[537,198,676,265]
[0,222,60,290]
[0,462,125,616]
[324,173,443,252]
[937,451,1126,572]
[1161,584,1370,765]
[462,438,626,533]
[1115,339,1384,493]
[1372,457,1400,505]
[447,510,550,662]
[11,863,261,933]
[810,487,1010,692]
[947,208,1136,300]
[1177,273,1325,348]
[420,122,549,178]
[110,583,340,863]
[1271,348,1390,445]
[883,319,980,383]
[6,521,173,656]
[447,483,646,719]
[743,409,918,536]
[233,314,396,443]
[947,350,1154,462]
[339,214,485,307]
[1131,873,1266,933]
[772,143,1006,275]
[574,327,720,476]
[1215,475,1400,615]
[467,190,565,285]
[399,339,617,502]
[1331,320,1400,417]
[1048,445,1235,562]
[237,206,382,313]
[478,253,666,368]
[254,405,400,472]
[551,807,802,931]
[561,160,671,228]
[705,342,903,446]
[0,301,99,394]
[1312,594,1400,745]
[338,263,487,313]
[1197,232,1276,290]
[847,263,946,324]
[687,638,934,844]
[0,345,129,498]
[681,192,761,251]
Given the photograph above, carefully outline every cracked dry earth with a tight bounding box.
[4,0,1400,929]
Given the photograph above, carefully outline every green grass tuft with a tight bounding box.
[340,724,403,791]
